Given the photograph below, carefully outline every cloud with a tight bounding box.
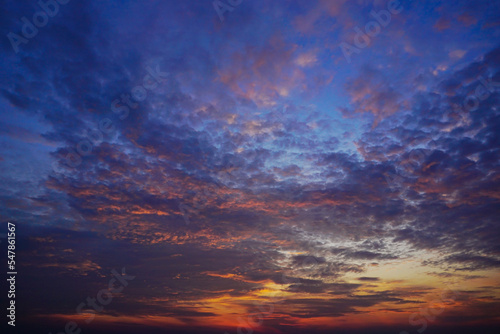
[357,277,380,281]
[342,66,408,125]
[1,1,500,332]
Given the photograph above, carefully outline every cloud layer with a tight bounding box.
[1,0,499,333]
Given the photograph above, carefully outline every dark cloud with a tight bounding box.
[357,277,380,282]
[1,0,499,333]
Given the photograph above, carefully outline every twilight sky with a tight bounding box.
[1,0,500,333]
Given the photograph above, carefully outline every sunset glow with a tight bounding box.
[1,0,500,333]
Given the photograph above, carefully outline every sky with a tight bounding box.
[1,0,500,333]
